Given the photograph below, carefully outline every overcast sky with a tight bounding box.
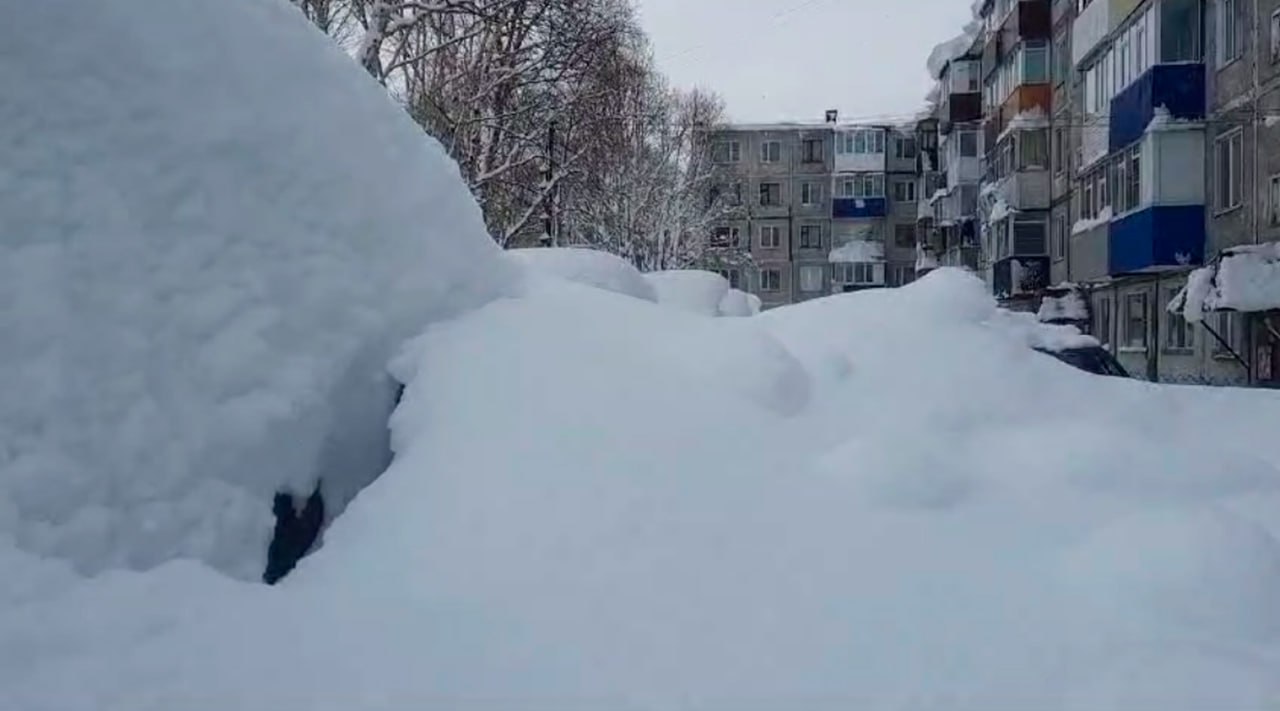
[634,0,974,124]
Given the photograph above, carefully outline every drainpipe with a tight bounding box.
[1253,0,1262,246]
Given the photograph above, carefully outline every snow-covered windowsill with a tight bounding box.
[1118,346,1148,354]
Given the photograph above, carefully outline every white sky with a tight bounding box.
[635,0,974,123]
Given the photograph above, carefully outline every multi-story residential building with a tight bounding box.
[977,0,1055,308]
[919,0,1280,386]
[927,44,986,271]
[707,115,920,308]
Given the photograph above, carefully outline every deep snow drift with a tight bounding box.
[7,268,1280,709]
[7,1,1280,708]
[0,0,506,581]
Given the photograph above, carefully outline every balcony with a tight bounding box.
[1072,0,1110,66]
[1109,63,1205,150]
[832,197,887,219]
[1109,204,1205,275]
[992,255,1050,298]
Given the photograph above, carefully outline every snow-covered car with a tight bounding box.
[1035,344,1130,378]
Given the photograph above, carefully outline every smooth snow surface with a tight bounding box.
[1177,241,1280,322]
[506,247,658,303]
[644,270,760,317]
[0,0,506,580]
[8,266,1280,709]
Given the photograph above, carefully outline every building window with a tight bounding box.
[839,173,885,198]
[1052,213,1067,259]
[713,141,741,163]
[760,140,781,163]
[1021,40,1050,83]
[833,263,877,284]
[1269,174,1280,225]
[801,182,820,205]
[1215,129,1243,212]
[802,138,823,163]
[711,225,741,247]
[1213,312,1240,355]
[959,130,979,157]
[896,228,916,253]
[887,264,916,287]
[1054,32,1071,85]
[1165,287,1195,350]
[799,224,822,248]
[1019,129,1049,169]
[1053,127,1065,175]
[1219,0,1241,66]
[759,182,783,206]
[1124,292,1148,349]
[894,136,917,159]
[760,224,782,248]
[1126,143,1141,211]
[798,265,824,292]
[1272,9,1280,63]
[893,180,917,202]
[758,268,782,292]
[1096,296,1112,347]
[718,269,741,289]
[840,129,884,155]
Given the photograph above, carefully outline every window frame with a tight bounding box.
[1215,128,1244,213]
[799,224,823,249]
[759,224,782,248]
[1164,287,1195,351]
[798,264,825,293]
[759,181,783,207]
[801,138,824,164]
[1123,291,1149,350]
[758,268,782,292]
[760,140,782,164]
[1218,0,1241,68]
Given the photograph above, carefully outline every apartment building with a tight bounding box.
[920,0,1280,385]
[921,44,986,272]
[976,0,1055,308]
[707,116,921,308]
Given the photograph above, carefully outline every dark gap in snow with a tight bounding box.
[264,483,325,585]
[262,377,408,584]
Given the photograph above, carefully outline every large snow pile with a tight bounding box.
[644,270,760,317]
[8,264,1280,709]
[1038,286,1090,323]
[506,247,658,303]
[0,0,507,581]
[1174,241,1280,322]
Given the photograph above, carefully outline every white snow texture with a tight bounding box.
[645,270,760,317]
[1178,241,1280,322]
[0,0,507,580]
[6,1,1280,710]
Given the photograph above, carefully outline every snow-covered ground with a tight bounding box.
[5,1,1280,709]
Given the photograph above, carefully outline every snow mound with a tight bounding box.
[506,247,657,302]
[718,288,760,316]
[644,269,731,316]
[8,263,1280,707]
[1175,241,1280,322]
[643,270,760,317]
[1060,508,1280,642]
[0,0,505,580]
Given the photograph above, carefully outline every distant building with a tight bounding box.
[707,113,920,308]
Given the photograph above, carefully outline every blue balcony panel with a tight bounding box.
[1109,63,1205,151]
[1108,204,1205,275]
[992,255,1050,299]
[832,197,887,219]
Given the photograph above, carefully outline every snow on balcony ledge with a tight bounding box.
[829,241,885,263]
[1171,242,1280,323]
